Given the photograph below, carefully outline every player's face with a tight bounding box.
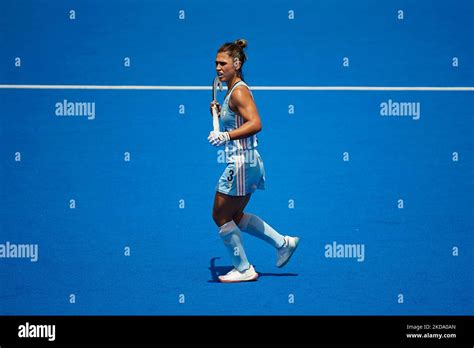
[215,52,235,83]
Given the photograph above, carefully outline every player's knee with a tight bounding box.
[212,208,224,226]
[212,208,234,227]
[233,211,244,225]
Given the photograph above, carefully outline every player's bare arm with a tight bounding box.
[228,86,262,140]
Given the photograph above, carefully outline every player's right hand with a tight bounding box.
[210,101,221,116]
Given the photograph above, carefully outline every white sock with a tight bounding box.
[238,213,285,249]
[218,220,250,272]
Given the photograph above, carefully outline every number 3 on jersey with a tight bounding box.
[227,169,234,182]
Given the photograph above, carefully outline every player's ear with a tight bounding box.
[233,57,241,70]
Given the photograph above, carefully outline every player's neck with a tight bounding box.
[226,76,242,91]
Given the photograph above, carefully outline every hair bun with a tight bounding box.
[234,39,248,49]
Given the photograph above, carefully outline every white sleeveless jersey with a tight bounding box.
[219,81,258,163]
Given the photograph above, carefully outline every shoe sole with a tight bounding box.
[218,272,259,283]
[277,237,300,268]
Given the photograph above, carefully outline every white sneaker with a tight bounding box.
[218,265,259,283]
[276,236,300,268]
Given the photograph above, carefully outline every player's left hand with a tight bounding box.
[208,131,230,146]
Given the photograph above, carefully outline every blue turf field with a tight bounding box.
[0,0,472,315]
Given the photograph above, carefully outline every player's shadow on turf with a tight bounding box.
[208,257,298,282]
